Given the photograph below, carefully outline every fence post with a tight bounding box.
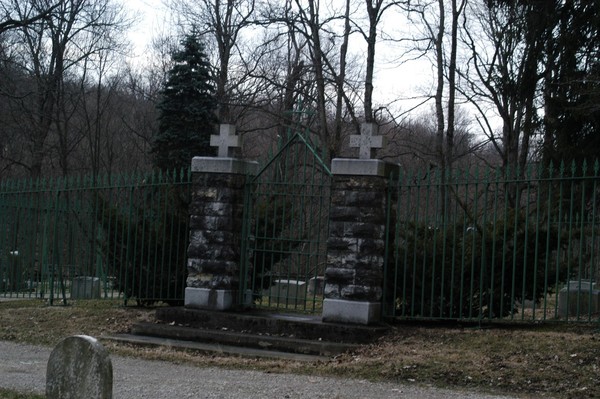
[322,123,398,325]
[185,125,258,311]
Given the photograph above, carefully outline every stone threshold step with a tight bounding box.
[101,333,328,362]
[131,322,360,357]
[156,307,389,343]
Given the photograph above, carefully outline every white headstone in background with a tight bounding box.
[265,279,306,305]
[46,335,113,399]
[558,281,600,318]
[71,276,101,299]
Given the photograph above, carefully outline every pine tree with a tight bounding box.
[153,34,217,171]
[103,34,218,305]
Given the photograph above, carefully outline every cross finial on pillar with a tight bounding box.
[349,123,386,159]
[210,124,241,157]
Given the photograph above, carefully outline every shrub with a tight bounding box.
[388,211,568,319]
[95,184,187,306]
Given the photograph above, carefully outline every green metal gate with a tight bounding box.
[241,130,331,314]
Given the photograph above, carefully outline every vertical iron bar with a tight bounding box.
[520,166,532,321]
[531,163,543,321]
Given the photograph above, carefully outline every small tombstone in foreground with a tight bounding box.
[46,335,113,399]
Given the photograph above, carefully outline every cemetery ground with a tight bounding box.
[0,300,598,399]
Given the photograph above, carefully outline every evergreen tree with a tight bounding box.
[542,1,600,166]
[104,33,218,305]
[153,34,217,171]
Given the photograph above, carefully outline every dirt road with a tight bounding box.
[0,340,525,399]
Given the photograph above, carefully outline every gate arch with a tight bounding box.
[241,131,331,313]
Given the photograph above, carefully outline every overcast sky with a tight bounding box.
[126,0,167,57]
[124,0,435,119]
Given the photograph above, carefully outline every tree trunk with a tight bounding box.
[333,0,351,155]
[306,0,330,158]
[434,0,445,171]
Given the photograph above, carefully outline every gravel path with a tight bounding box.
[0,340,522,399]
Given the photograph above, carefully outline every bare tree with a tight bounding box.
[223,0,357,159]
[5,0,130,177]
[168,0,405,161]
[0,0,56,34]
[407,0,466,171]
[359,0,404,123]
[460,1,544,174]
[283,0,361,158]
[167,0,256,123]
[333,0,352,148]
[296,0,329,150]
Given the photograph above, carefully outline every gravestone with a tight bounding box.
[71,276,101,299]
[558,281,600,318]
[308,276,324,295]
[46,335,113,399]
[266,279,306,305]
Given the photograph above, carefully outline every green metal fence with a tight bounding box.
[383,161,600,323]
[241,132,331,314]
[0,169,190,305]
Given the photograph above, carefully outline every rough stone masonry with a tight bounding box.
[325,174,387,303]
[186,172,246,292]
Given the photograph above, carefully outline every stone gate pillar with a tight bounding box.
[185,125,257,310]
[322,123,398,325]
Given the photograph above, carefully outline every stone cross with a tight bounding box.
[46,335,113,399]
[349,123,385,159]
[210,124,241,157]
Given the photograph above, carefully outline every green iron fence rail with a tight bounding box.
[5,156,598,325]
[383,160,600,323]
[0,169,191,306]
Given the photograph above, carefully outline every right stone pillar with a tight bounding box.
[322,158,398,325]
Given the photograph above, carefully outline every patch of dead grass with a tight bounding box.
[1,300,599,398]
[324,325,600,398]
[0,299,154,346]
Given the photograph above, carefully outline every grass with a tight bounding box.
[1,299,599,398]
[0,299,153,346]
[0,388,44,399]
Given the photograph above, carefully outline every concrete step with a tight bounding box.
[130,322,360,357]
[101,333,328,362]
[154,307,388,344]
[115,307,389,361]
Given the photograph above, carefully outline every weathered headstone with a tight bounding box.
[308,276,324,295]
[266,279,306,305]
[71,276,101,299]
[558,281,600,318]
[46,335,113,399]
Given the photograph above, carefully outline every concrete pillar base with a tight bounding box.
[322,298,381,325]
[184,287,237,311]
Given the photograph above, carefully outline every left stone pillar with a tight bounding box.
[185,125,258,311]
